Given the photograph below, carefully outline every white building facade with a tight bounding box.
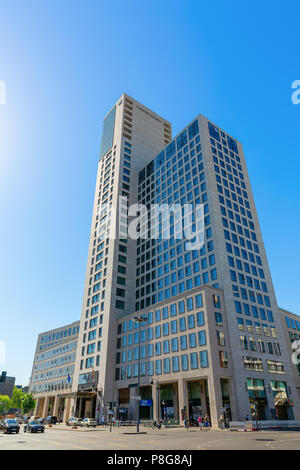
[65,95,300,425]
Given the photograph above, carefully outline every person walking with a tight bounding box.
[184,417,189,431]
[203,414,210,430]
[198,415,203,430]
[219,414,225,430]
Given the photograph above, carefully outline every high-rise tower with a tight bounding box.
[71,94,171,420]
[71,96,299,425]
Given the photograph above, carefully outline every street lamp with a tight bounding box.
[134,314,147,433]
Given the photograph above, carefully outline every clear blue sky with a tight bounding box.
[0,0,299,386]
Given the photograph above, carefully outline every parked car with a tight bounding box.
[24,420,45,433]
[66,417,82,426]
[80,418,97,428]
[0,419,20,434]
[45,416,57,425]
[38,418,45,424]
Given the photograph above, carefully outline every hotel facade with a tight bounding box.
[30,94,300,426]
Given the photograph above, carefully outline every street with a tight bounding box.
[1,424,300,450]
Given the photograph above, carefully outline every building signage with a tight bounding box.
[140,399,152,407]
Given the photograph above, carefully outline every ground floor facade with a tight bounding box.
[68,374,296,427]
[116,377,233,426]
[34,394,73,422]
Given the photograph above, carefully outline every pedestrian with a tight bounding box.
[245,414,250,421]
[203,414,210,430]
[198,415,203,430]
[184,417,189,431]
[219,414,225,430]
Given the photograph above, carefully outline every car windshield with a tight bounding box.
[30,421,39,425]
[6,420,17,424]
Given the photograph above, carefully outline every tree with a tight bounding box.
[11,387,25,409]
[0,395,12,413]
[21,394,36,415]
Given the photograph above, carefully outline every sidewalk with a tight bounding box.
[45,423,231,433]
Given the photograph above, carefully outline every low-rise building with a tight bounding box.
[0,373,15,398]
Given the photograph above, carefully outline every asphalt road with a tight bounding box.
[1,425,300,450]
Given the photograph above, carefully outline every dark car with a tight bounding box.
[0,419,20,434]
[45,416,57,425]
[24,420,45,433]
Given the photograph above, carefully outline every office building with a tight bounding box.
[29,321,79,421]
[0,372,15,398]
[279,308,300,402]
[39,94,300,426]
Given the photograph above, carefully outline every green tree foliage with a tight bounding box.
[0,395,12,413]
[11,387,25,409]
[21,394,36,415]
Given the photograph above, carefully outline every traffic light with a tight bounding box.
[108,401,116,409]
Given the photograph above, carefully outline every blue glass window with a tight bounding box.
[100,106,116,159]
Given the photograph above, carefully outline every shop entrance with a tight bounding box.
[140,386,152,420]
[246,378,268,421]
[118,388,130,421]
[187,379,210,425]
[188,381,202,425]
[220,378,232,425]
[117,409,128,421]
[159,383,178,421]
[75,396,97,418]
[271,381,294,420]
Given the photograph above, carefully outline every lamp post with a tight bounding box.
[134,314,147,433]
[157,381,160,422]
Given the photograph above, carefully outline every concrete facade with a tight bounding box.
[115,285,237,427]
[29,321,79,421]
[279,308,300,404]
[71,94,172,423]
[29,95,300,426]
[0,375,15,398]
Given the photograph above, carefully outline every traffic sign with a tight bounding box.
[132,396,141,400]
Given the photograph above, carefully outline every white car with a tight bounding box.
[80,418,97,428]
[66,417,82,426]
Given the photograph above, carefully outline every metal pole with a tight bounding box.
[137,320,141,433]
[134,315,147,433]
[157,382,160,422]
